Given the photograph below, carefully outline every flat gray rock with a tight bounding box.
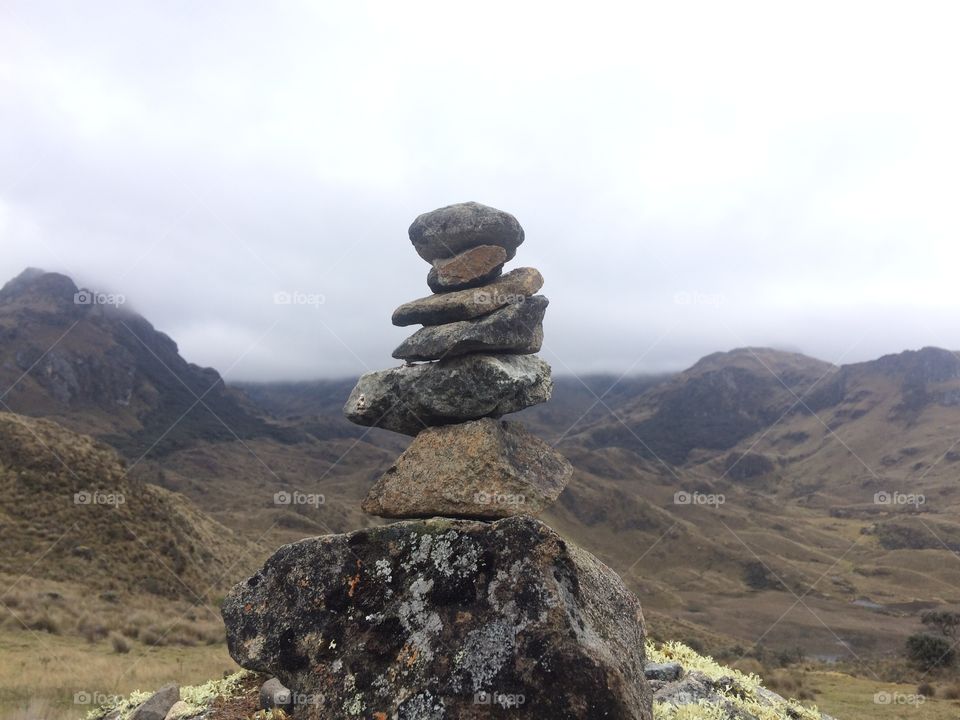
[343,354,552,436]
[362,418,574,519]
[130,684,179,720]
[409,201,525,263]
[392,267,544,327]
[222,515,652,720]
[392,295,548,362]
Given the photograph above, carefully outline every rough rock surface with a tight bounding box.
[362,418,573,519]
[343,354,552,436]
[222,515,651,720]
[392,268,544,327]
[259,678,293,711]
[409,201,525,263]
[427,244,506,293]
[129,684,179,720]
[393,295,548,362]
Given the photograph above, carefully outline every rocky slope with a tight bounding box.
[0,411,256,599]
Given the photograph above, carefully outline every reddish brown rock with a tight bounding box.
[361,418,573,519]
[427,244,507,292]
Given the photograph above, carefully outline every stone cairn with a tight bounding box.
[222,202,653,720]
[345,201,572,520]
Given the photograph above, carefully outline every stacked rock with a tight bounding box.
[343,201,573,520]
[222,202,653,720]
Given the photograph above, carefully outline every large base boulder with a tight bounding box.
[222,516,652,720]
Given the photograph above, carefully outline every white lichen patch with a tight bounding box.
[398,576,443,664]
[456,618,517,692]
[375,558,392,580]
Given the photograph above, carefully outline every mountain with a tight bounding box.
[5,268,960,664]
[0,268,300,458]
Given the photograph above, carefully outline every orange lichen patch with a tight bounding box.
[396,642,420,668]
[373,713,388,720]
[347,560,362,597]
[243,602,253,614]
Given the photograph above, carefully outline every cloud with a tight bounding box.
[2,1,960,379]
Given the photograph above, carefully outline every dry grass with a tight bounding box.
[0,626,235,720]
[0,575,237,719]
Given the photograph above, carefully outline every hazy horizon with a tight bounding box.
[4,2,960,380]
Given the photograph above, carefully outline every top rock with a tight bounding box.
[409,201,525,263]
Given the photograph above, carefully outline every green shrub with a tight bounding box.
[906,633,954,670]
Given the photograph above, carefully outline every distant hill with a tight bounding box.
[0,411,256,599]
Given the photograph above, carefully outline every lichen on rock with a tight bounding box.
[221,516,652,719]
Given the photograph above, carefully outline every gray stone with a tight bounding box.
[162,701,190,720]
[222,515,653,720]
[362,418,574,519]
[409,201,524,263]
[343,354,552,436]
[130,684,179,720]
[259,678,293,711]
[392,268,544,327]
[427,244,506,292]
[644,662,683,682]
[393,295,548,362]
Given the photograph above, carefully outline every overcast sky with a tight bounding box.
[2,1,960,381]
